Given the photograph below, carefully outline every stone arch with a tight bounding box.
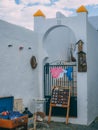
[43,25,76,63]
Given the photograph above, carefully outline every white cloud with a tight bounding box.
[0,0,15,8]
[52,0,98,9]
[0,0,98,30]
[0,0,25,27]
[21,0,51,5]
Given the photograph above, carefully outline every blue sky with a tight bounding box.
[0,0,98,30]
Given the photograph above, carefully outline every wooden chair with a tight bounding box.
[48,86,70,124]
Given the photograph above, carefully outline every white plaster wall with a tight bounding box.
[1,12,98,124]
[34,12,88,124]
[62,13,88,125]
[89,16,98,30]
[0,20,39,111]
[87,22,98,124]
[34,17,46,32]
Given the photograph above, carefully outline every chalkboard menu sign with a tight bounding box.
[51,86,70,106]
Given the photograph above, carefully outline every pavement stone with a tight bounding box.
[28,117,98,130]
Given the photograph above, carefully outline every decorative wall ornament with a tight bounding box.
[76,40,87,72]
[78,51,87,72]
[30,56,37,69]
[19,46,24,50]
[76,40,84,52]
[70,44,76,62]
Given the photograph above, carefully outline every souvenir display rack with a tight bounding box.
[48,86,70,124]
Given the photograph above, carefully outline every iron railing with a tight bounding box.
[44,63,77,97]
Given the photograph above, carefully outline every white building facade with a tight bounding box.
[33,6,98,125]
[0,5,98,125]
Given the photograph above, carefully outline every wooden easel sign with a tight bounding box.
[48,86,70,124]
[51,87,69,105]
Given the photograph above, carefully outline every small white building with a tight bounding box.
[0,5,98,125]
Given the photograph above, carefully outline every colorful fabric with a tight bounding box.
[50,67,63,78]
[59,71,64,78]
[50,67,73,80]
[65,67,73,80]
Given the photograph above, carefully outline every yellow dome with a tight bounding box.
[76,5,88,13]
[33,9,45,17]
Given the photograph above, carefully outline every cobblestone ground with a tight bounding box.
[28,117,98,130]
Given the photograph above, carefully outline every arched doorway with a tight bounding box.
[43,25,76,63]
[43,25,77,117]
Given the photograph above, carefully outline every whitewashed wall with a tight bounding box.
[0,20,39,110]
[0,10,98,125]
[34,12,89,125]
[87,22,98,124]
